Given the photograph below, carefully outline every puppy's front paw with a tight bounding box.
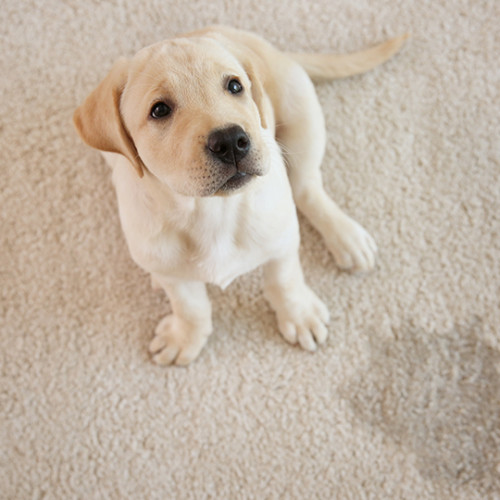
[326,215,378,272]
[149,315,210,366]
[272,286,330,351]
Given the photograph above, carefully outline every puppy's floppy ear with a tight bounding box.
[73,58,145,178]
[244,58,269,130]
[224,40,270,130]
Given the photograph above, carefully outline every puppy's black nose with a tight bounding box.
[207,125,250,164]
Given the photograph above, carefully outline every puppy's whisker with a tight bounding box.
[275,139,310,158]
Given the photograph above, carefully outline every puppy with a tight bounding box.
[74,26,407,365]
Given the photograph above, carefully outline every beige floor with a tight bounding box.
[1,1,499,498]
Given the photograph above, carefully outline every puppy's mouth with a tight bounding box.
[216,170,254,194]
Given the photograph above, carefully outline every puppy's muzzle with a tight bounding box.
[207,125,250,165]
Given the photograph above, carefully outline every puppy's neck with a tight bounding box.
[139,165,256,224]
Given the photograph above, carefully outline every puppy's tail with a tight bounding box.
[288,34,409,82]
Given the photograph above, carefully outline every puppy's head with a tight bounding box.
[74,36,271,197]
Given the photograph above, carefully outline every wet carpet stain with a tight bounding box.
[343,318,500,495]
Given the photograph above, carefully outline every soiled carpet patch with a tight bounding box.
[344,317,500,495]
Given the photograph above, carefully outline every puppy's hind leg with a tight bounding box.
[277,65,377,272]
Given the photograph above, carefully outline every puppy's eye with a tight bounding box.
[150,102,172,119]
[227,79,243,94]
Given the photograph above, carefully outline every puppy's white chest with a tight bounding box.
[152,184,297,288]
[180,228,264,289]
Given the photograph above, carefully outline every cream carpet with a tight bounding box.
[2,0,499,498]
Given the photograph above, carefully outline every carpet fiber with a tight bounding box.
[2,1,499,498]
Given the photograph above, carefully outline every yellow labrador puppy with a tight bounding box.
[74,26,407,365]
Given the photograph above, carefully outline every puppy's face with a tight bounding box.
[119,38,270,197]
